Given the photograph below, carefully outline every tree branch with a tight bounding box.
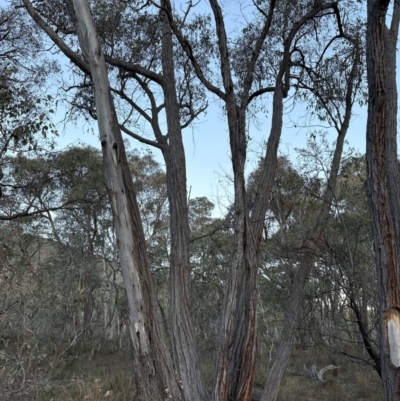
[21,0,90,75]
[160,0,227,101]
[104,54,165,86]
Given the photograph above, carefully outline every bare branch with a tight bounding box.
[119,124,164,150]
[242,0,277,103]
[104,54,165,86]
[160,0,227,101]
[0,201,84,221]
[248,86,275,104]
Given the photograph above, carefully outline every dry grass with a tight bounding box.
[2,352,136,401]
[272,349,383,401]
[2,347,384,401]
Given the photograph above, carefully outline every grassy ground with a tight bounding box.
[1,351,136,401]
[257,348,383,401]
[2,347,383,401]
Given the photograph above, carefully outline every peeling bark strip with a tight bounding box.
[366,0,400,400]
[385,308,400,368]
[66,1,182,399]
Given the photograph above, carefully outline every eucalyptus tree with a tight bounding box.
[20,0,209,399]
[0,4,58,198]
[188,197,233,371]
[315,155,380,375]
[42,0,195,398]
[0,145,174,398]
[163,0,363,399]
[48,147,113,339]
[0,151,77,221]
[366,1,400,399]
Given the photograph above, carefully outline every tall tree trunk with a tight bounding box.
[160,7,209,401]
[211,45,285,401]
[366,1,400,400]
[209,3,340,399]
[150,1,351,399]
[213,102,259,401]
[67,2,182,399]
[208,0,282,396]
[261,35,360,401]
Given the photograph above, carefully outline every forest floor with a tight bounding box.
[2,347,383,401]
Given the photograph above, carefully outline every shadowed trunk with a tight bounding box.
[160,7,209,401]
[366,1,400,400]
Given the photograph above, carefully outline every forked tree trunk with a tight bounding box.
[161,0,342,397]
[366,1,400,400]
[209,3,340,399]
[67,1,182,399]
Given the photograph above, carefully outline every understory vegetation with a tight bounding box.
[0,146,381,400]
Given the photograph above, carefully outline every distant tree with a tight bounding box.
[293,155,381,375]
[0,145,173,397]
[188,197,232,373]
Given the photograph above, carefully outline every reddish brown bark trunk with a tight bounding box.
[366,1,400,399]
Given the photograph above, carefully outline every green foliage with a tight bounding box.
[0,4,59,162]
[0,71,57,155]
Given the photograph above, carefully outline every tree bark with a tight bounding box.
[206,1,259,398]
[22,1,207,397]
[160,6,209,401]
[161,3,343,395]
[209,3,341,400]
[366,1,400,400]
[67,1,182,399]
[213,104,258,401]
